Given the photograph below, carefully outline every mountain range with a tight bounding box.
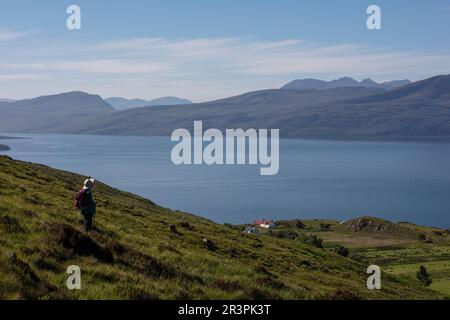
[0,75,449,140]
[0,98,15,103]
[105,96,192,110]
[282,77,411,90]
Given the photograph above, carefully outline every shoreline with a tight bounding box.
[2,152,449,230]
[0,135,23,140]
[3,132,450,144]
[1,153,448,231]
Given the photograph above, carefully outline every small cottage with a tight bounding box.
[254,219,275,229]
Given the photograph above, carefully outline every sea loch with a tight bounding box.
[2,133,450,228]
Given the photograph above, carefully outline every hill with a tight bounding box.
[60,86,386,136]
[0,155,442,299]
[105,96,192,110]
[0,91,114,133]
[59,75,450,139]
[1,75,450,140]
[282,77,411,90]
[272,218,450,296]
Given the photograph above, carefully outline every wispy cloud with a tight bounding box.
[0,59,172,74]
[2,36,450,100]
[0,29,33,41]
[88,37,450,78]
[0,73,48,81]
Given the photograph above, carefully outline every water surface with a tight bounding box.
[1,134,449,227]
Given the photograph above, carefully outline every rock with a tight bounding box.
[344,217,402,233]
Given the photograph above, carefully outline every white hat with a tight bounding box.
[83,178,95,190]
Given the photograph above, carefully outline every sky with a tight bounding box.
[1,0,450,102]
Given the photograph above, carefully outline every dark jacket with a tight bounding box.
[81,189,96,216]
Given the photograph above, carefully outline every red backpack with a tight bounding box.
[73,189,88,209]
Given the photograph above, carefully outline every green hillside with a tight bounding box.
[271,218,450,297]
[0,156,444,300]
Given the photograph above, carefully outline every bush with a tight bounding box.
[432,230,444,237]
[417,233,427,242]
[418,233,433,243]
[296,220,305,229]
[334,245,349,257]
[269,229,299,239]
[298,234,323,248]
[320,223,332,231]
[180,221,192,230]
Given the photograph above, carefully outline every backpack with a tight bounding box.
[73,189,88,209]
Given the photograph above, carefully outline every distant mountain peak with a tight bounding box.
[360,78,378,85]
[282,76,411,90]
[0,98,15,103]
[337,76,357,81]
[105,96,192,111]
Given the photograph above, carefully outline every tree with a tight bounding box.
[416,265,432,286]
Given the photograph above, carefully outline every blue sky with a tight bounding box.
[1,0,450,101]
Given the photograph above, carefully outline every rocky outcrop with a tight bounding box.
[343,216,407,234]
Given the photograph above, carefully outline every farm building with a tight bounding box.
[254,219,275,229]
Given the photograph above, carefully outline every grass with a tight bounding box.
[0,155,446,300]
[275,218,450,297]
[385,260,450,296]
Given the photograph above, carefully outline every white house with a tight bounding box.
[254,219,276,229]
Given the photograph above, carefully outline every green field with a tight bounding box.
[274,219,450,298]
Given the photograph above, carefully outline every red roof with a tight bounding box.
[254,220,274,225]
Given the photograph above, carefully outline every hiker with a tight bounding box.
[74,177,97,232]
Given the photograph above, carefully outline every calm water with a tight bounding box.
[1,134,449,228]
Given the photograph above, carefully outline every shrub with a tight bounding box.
[270,229,299,239]
[298,234,323,248]
[180,221,192,230]
[417,233,427,242]
[417,233,433,243]
[296,220,305,229]
[0,215,24,233]
[334,245,349,257]
[432,230,444,237]
[320,223,332,231]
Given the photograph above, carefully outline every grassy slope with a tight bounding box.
[281,218,450,297]
[0,156,443,300]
